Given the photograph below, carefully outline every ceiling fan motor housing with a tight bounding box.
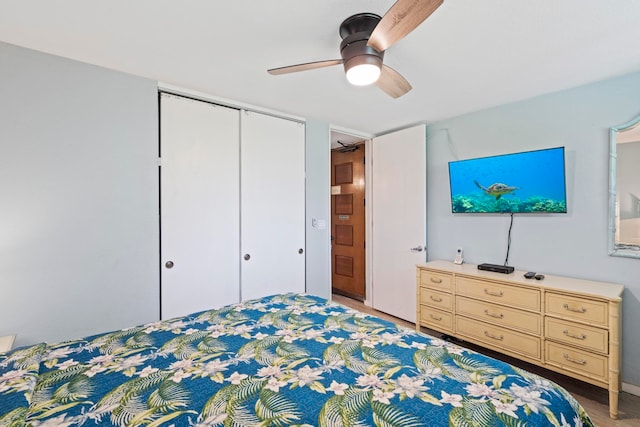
[339,13,384,74]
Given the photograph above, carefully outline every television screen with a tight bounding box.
[448,147,567,213]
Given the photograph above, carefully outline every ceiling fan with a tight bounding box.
[267,0,443,99]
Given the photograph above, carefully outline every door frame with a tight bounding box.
[329,127,374,306]
[364,139,373,307]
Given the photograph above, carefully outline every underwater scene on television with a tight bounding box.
[449,147,567,213]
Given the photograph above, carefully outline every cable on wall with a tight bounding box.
[504,212,514,266]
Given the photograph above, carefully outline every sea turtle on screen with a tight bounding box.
[474,180,519,200]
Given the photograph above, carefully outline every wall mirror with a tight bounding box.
[609,115,640,258]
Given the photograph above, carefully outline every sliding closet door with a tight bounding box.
[240,111,306,300]
[160,94,240,319]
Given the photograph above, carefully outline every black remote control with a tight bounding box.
[524,271,536,279]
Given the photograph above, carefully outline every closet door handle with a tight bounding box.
[298,248,304,254]
[165,261,174,269]
[244,254,251,261]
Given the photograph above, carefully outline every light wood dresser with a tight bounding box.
[416,260,624,419]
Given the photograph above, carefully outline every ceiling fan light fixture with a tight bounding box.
[344,55,382,86]
[267,0,445,98]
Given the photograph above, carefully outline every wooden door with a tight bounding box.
[160,93,240,319]
[371,125,426,323]
[331,145,366,300]
[240,111,306,301]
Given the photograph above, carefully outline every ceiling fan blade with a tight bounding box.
[376,65,412,98]
[267,59,343,75]
[368,0,444,52]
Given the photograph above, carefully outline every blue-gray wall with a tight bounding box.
[305,121,331,299]
[0,41,334,348]
[426,72,640,388]
[0,42,160,347]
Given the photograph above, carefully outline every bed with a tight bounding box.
[0,293,593,426]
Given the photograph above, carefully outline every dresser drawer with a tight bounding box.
[456,296,541,335]
[545,341,608,382]
[545,293,608,327]
[420,288,453,311]
[456,316,541,360]
[545,317,608,354]
[456,277,540,311]
[420,270,453,291]
[419,306,453,332]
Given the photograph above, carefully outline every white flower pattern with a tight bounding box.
[0,293,594,427]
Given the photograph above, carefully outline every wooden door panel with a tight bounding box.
[335,225,353,246]
[335,255,354,277]
[335,163,353,184]
[334,194,354,214]
[331,145,366,300]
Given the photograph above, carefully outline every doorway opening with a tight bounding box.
[330,132,366,301]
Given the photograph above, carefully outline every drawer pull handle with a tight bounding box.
[563,330,587,340]
[430,277,443,284]
[484,288,504,297]
[483,331,504,341]
[430,314,442,321]
[563,304,586,313]
[563,353,587,365]
[484,309,504,319]
[430,296,443,302]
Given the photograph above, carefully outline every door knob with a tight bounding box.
[410,246,424,252]
[298,248,304,254]
[244,254,251,261]
[165,261,174,269]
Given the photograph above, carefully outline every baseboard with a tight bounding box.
[622,381,640,397]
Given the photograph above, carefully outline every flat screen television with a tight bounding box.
[448,146,567,213]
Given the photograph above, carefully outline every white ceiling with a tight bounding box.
[2,1,640,137]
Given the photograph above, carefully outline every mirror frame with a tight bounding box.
[609,114,640,258]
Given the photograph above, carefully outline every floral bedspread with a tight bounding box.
[0,293,593,426]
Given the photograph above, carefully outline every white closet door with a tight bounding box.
[371,125,426,323]
[240,111,305,300]
[160,94,240,319]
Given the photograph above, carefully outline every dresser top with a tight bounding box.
[419,260,624,300]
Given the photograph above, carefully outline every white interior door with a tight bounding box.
[371,125,426,323]
[160,94,240,319]
[240,111,305,300]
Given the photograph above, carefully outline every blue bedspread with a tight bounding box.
[0,293,593,426]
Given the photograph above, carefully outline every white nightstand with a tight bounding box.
[0,335,16,353]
